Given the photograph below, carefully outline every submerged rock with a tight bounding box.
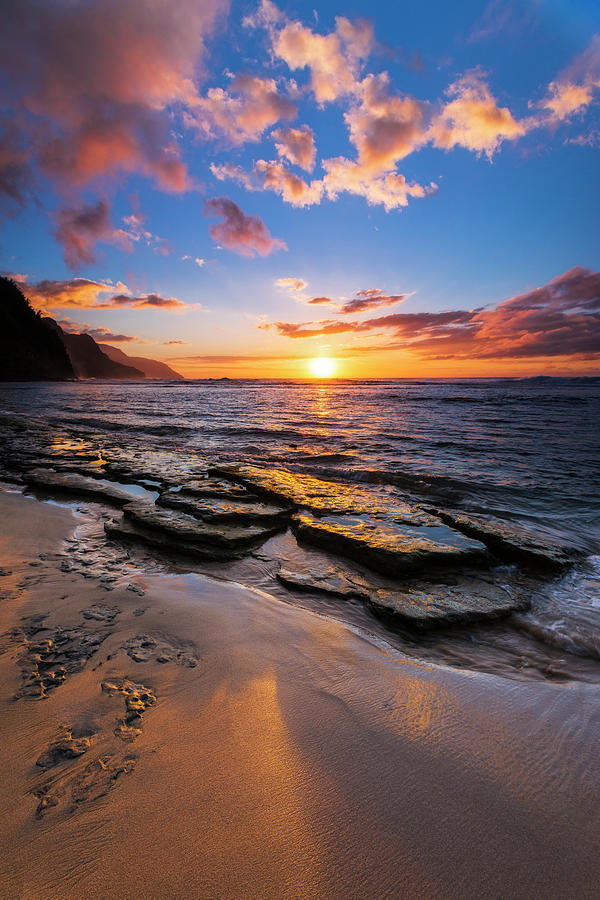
[367,578,529,628]
[431,509,577,571]
[25,469,136,506]
[292,512,489,578]
[277,566,370,600]
[276,554,527,627]
[157,491,293,526]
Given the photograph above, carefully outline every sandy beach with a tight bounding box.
[0,486,597,899]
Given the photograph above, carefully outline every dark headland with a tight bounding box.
[0,277,183,381]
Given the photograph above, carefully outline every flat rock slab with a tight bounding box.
[432,509,577,571]
[122,500,280,550]
[158,491,293,526]
[211,464,435,524]
[105,518,234,561]
[176,478,257,501]
[292,512,489,578]
[368,580,528,628]
[25,469,137,506]
[277,566,370,600]
[277,559,527,627]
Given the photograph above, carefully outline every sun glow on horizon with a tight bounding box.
[308,357,337,378]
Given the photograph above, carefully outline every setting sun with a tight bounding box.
[308,357,337,378]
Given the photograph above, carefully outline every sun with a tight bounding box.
[308,357,337,378]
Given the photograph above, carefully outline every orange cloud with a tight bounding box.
[430,70,525,158]
[321,157,435,211]
[538,36,600,123]
[12,275,189,312]
[272,125,316,171]
[188,74,296,144]
[275,277,308,292]
[272,14,374,104]
[204,196,287,257]
[261,267,600,360]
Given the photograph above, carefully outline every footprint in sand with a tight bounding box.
[121,633,199,668]
[33,754,137,818]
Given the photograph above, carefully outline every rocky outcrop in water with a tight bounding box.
[1,415,582,630]
[430,508,577,571]
[292,511,489,577]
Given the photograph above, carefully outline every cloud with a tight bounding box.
[430,70,525,158]
[182,255,206,267]
[254,160,324,206]
[260,267,600,360]
[270,11,375,103]
[211,159,323,207]
[272,125,316,170]
[187,73,296,144]
[321,157,436,211]
[108,293,188,310]
[275,277,308,292]
[204,196,287,256]
[539,36,600,122]
[0,0,226,193]
[12,274,189,312]
[163,340,189,345]
[54,200,133,269]
[57,318,140,343]
[468,0,540,43]
[344,73,428,172]
[0,119,33,212]
[339,289,409,313]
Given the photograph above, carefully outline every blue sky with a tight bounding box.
[0,0,599,376]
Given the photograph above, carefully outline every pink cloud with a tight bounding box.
[254,160,324,206]
[57,318,140,343]
[53,200,132,269]
[261,267,600,360]
[204,196,287,257]
[0,0,226,196]
[272,125,316,171]
[188,73,296,145]
[345,73,428,172]
[340,289,409,314]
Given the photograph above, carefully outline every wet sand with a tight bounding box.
[0,488,599,899]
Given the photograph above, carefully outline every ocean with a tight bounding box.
[1,376,599,682]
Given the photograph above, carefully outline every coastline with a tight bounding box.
[1,487,599,899]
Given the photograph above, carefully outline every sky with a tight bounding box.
[0,0,599,379]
